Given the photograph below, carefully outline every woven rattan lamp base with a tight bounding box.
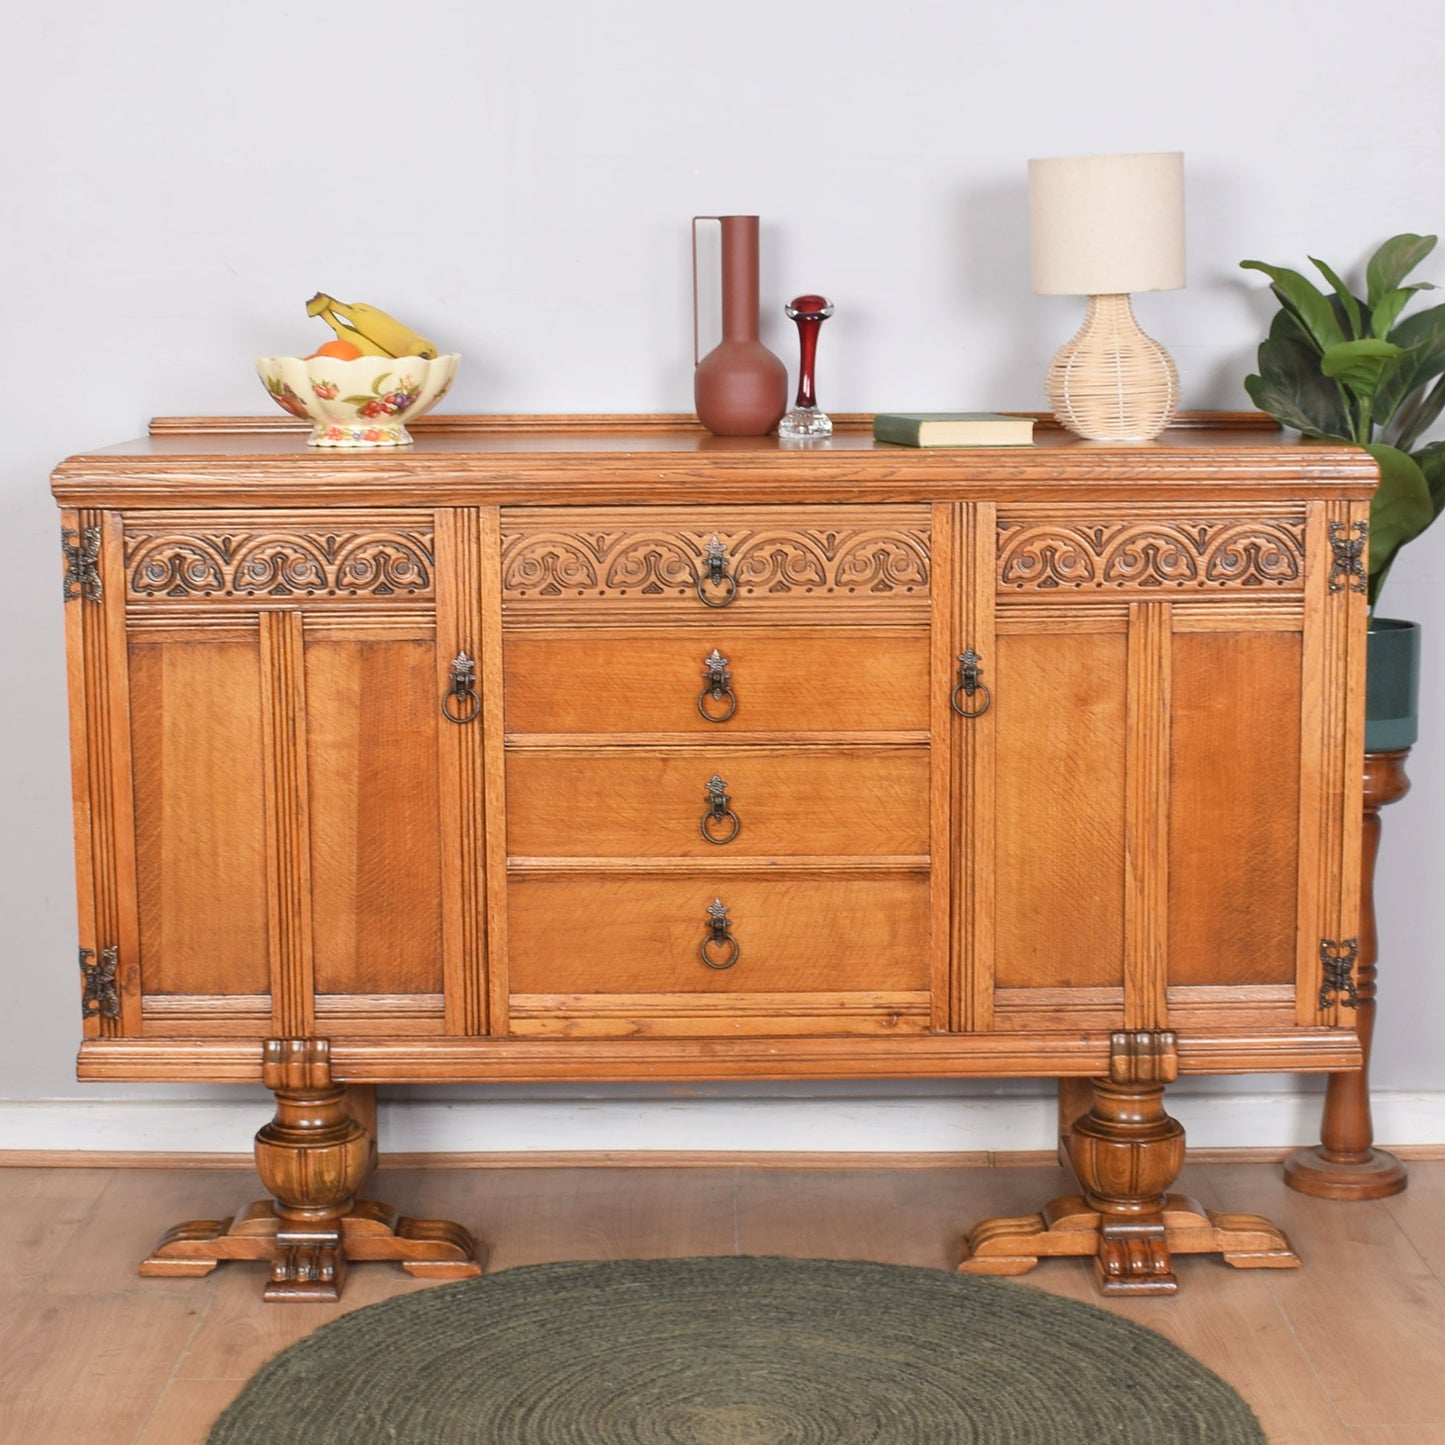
[1046,293,1179,441]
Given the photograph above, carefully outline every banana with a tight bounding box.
[306,292,440,359]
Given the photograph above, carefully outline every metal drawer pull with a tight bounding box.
[695,535,738,607]
[441,651,481,724]
[697,648,737,722]
[700,897,740,970]
[700,773,741,845]
[950,647,991,718]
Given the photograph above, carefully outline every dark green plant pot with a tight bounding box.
[1365,618,1421,753]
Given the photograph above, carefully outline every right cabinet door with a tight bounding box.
[961,500,1365,1051]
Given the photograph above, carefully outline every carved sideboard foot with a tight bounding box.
[140,1198,486,1296]
[961,1192,1299,1293]
[961,1032,1298,1295]
[137,1039,485,1300]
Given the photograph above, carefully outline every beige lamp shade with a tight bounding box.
[1028,152,1185,296]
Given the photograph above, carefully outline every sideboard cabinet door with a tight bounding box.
[963,501,1362,1049]
[65,507,482,1046]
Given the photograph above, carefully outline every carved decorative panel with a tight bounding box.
[125,526,434,602]
[997,518,1306,593]
[501,522,929,603]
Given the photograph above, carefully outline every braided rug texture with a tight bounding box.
[208,1255,1265,1444]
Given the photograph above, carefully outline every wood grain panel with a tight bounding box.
[504,628,929,734]
[506,875,929,998]
[1168,630,1302,987]
[305,637,444,996]
[128,637,270,998]
[992,631,1127,990]
[505,746,928,858]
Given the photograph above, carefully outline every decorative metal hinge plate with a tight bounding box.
[1327,521,1367,594]
[80,945,120,1019]
[62,526,103,604]
[1319,937,1360,1010]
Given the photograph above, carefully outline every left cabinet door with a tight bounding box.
[63,507,488,1056]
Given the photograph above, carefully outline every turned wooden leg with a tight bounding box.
[1285,749,1409,1200]
[139,1039,485,1300]
[963,1031,1298,1295]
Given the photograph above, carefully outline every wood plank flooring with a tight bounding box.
[1,1156,1443,1443]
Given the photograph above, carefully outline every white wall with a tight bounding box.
[4,0,1443,1151]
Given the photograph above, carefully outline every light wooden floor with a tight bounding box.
[2,1154,1443,1444]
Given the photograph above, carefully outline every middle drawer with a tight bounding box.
[506,746,930,859]
[503,627,930,736]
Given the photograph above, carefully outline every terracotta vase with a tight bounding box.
[692,216,788,437]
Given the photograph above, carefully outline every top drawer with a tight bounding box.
[500,506,931,624]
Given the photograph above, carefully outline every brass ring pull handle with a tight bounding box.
[441,650,481,724]
[695,535,738,608]
[700,897,740,970]
[950,646,991,719]
[697,648,737,722]
[700,773,741,845]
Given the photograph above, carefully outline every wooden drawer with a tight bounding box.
[500,506,931,624]
[503,627,929,735]
[505,746,930,858]
[505,874,930,997]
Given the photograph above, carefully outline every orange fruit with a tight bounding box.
[306,339,363,361]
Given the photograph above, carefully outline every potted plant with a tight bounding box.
[1241,232,1445,749]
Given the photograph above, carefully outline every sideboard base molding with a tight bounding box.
[73,1029,1364,1083]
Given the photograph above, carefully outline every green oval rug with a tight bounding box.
[208,1256,1265,1444]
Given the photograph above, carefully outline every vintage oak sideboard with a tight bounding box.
[52,413,1373,1300]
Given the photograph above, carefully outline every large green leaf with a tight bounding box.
[1240,260,1346,353]
[1245,309,1354,439]
[1393,372,1445,454]
[1369,282,1435,340]
[1310,256,1362,338]
[1321,338,1406,400]
[1413,439,1445,519]
[1365,442,1434,603]
[1376,300,1445,433]
[1365,233,1437,304]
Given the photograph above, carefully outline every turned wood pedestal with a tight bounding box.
[962,1033,1298,1294]
[138,1041,483,1301]
[1284,749,1411,1201]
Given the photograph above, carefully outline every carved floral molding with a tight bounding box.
[997,518,1306,592]
[125,529,434,600]
[500,526,930,600]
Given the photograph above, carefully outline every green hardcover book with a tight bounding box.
[872,412,1035,447]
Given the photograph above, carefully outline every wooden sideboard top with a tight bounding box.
[51,412,1378,509]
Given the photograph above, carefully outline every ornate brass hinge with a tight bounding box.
[62,525,103,604]
[1319,938,1360,1010]
[79,945,120,1019]
[1327,521,1367,594]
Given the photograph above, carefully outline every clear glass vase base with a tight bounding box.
[778,406,833,440]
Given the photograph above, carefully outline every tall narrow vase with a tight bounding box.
[692,216,788,437]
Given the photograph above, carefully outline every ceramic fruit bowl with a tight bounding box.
[256,352,460,447]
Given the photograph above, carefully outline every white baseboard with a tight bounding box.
[2,1087,1442,1156]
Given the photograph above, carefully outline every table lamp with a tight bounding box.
[1028,152,1185,441]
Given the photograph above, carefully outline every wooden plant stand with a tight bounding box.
[1284,749,1411,1200]
[962,1032,1299,1294]
[139,1040,484,1300]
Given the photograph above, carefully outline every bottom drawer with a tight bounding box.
[506,873,931,1031]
